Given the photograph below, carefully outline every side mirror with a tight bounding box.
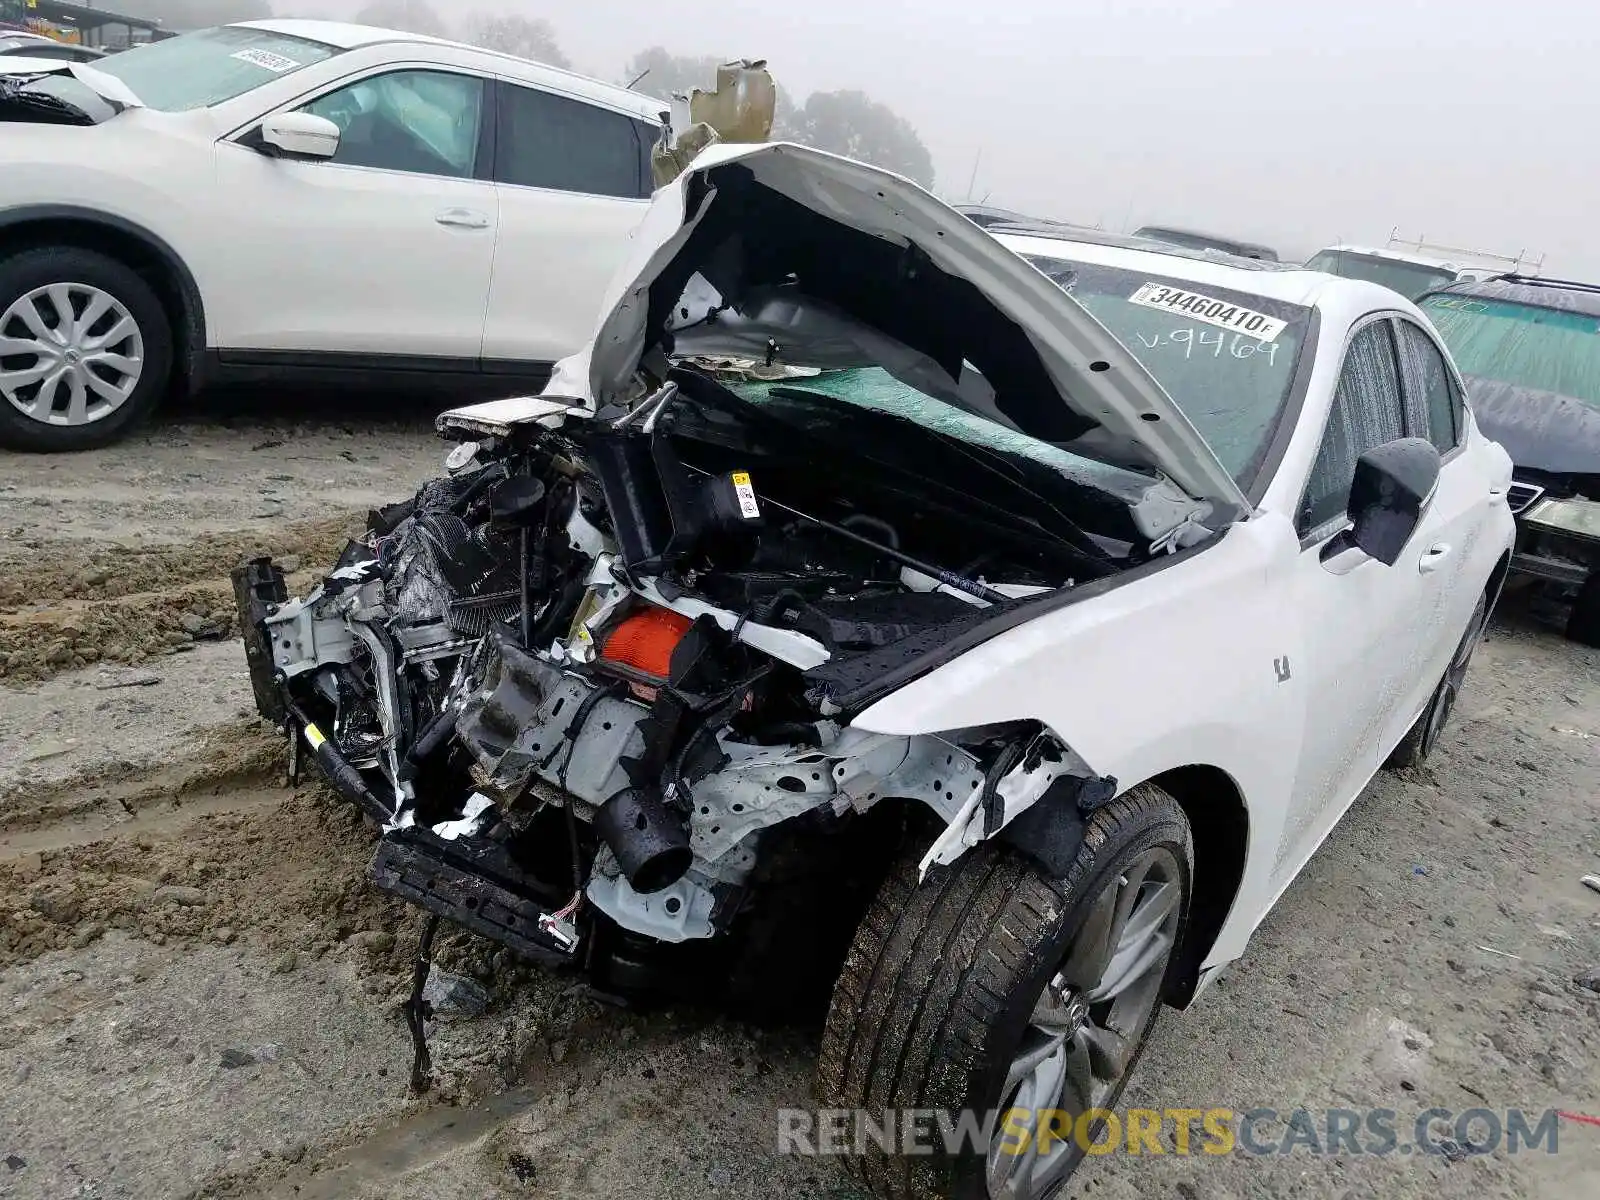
[254,111,340,160]
[1346,437,1441,565]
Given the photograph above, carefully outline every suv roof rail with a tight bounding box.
[1387,226,1544,274]
[1489,273,1600,294]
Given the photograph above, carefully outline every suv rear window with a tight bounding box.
[1420,293,1600,407]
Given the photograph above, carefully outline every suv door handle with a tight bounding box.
[435,208,490,230]
[1419,542,1452,574]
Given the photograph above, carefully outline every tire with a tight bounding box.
[1385,594,1488,770]
[0,246,174,452]
[818,784,1193,1200]
[1566,571,1600,648]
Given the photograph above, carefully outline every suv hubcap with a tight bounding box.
[0,283,144,426]
[987,846,1182,1200]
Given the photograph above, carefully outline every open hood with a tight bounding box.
[454,143,1250,518]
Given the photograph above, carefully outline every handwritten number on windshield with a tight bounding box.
[1135,327,1280,366]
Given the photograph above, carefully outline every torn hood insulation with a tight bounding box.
[444,143,1249,520]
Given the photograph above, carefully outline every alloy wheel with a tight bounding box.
[986,846,1183,1200]
[0,282,145,427]
[1420,605,1485,759]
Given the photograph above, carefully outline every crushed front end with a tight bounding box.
[233,376,1136,1006]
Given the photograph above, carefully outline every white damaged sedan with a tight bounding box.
[235,144,1515,1198]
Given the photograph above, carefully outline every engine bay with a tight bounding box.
[234,369,1156,1011]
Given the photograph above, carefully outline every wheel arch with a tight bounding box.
[1146,762,1250,1009]
[0,206,207,391]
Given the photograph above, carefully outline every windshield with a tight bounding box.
[1305,250,1456,300]
[719,365,1146,494]
[1420,293,1600,408]
[1025,256,1311,484]
[91,26,337,111]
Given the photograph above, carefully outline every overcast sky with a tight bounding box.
[307,0,1591,276]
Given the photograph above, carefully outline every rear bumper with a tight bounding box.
[1510,550,1591,586]
[1510,496,1599,585]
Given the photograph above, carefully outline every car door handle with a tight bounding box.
[435,208,490,230]
[1419,542,1452,574]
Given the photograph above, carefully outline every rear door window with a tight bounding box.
[494,82,653,198]
[1393,318,1460,454]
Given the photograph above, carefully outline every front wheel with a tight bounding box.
[0,247,174,452]
[818,784,1193,1200]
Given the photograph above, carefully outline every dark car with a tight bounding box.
[1418,276,1600,644]
[1132,225,1279,262]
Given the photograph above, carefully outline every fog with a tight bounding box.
[305,0,1594,276]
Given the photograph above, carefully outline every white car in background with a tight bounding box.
[0,19,666,451]
[1303,243,1505,300]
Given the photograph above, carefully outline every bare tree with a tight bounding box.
[464,15,570,69]
[788,90,934,188]
[621,47,724,103]
[352,0,446,37]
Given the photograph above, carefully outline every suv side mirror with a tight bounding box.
[1346,437,1441,565]
[254,111,341,160]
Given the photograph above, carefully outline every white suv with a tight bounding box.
[0,20,666,451]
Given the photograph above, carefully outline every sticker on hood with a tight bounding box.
[231,48,301,72]
[1128,283,1287,342]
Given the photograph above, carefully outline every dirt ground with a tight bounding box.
[1,398,1597,1200]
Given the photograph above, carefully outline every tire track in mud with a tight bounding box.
[0,514,364,683]
[0,777,417,972]
[0,718,283,848]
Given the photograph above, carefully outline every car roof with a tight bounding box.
[236,19,664,120]
[1420,274,1600,320]
[995,229,1410,316]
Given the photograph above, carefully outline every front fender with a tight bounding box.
[853,514,1304,958]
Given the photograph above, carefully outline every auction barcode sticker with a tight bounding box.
[231,48,301,72]
[1128,283,1287,342]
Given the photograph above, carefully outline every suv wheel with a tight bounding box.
[819,784,1193,1200]
[0,247,173,452]
[1385,595,1487,770]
